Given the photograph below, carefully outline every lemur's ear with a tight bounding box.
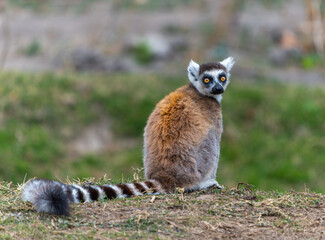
[187,60,200,83]
[220,56,235,72]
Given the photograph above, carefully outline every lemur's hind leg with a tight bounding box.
[200,179,223,190]
[185,179,223,193]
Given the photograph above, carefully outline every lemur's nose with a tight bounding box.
[211,85,224,94]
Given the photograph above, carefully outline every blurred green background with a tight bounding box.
[0,0,324,192]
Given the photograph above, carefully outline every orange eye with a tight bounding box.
[220,76,226,82]
[204,78,210,83]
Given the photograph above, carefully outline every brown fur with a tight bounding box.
[143,84,223,192]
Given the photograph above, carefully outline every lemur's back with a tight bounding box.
[143,84,223,192]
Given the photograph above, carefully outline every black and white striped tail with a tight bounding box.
[22,179,165,216]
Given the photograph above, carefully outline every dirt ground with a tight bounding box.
[69,189,325,239]
[2,181,324,239]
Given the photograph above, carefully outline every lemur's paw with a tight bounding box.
[208,182,223,190]
[185,180,223,192]
[199,179,223,190]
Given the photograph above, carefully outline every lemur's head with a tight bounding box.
[187,57,235,102]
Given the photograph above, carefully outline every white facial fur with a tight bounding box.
[187,57,235,102]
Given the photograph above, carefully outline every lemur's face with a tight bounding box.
[187,57,235,102]
[199,68,228,96]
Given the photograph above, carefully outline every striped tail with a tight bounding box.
[21,178,165,216]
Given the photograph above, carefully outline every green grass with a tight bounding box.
[221,82,325,192]
[0,72,181,183]
[132,42,154,65]
[0,71,324,192]
[21,40,42,57]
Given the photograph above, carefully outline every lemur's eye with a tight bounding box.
[204,78,210,83]
[220,76,226,82]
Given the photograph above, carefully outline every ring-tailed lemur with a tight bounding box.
[22,57,235,216]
